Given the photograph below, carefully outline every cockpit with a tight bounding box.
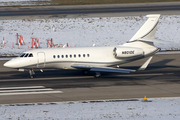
[19,53,33,57]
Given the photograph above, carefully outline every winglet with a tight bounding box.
[138,56,153,71]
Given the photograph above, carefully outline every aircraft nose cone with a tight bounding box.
[3,60,17,68]
[4,61,12,68]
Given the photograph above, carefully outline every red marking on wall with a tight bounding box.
[16,33,25,46]
[47,38,55,48]
[3,37,5,46]
[31,38,40,48]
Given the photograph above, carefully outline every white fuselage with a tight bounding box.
[4,41,158,70]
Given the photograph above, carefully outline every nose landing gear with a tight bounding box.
[29,69,35,78]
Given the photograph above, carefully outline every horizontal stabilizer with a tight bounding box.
[138,38,170,43]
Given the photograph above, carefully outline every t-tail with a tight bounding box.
[123,14,161,57]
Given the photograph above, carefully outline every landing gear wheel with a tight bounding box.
[82,70,89,75]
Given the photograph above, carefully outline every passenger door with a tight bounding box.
[37,52,45,68]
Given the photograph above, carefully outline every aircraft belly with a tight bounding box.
[41,62,68,69]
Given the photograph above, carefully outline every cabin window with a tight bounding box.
[19,53,26,57]
[70,55,72,58]
[61,55,64,58]
[87,54,90,57]
[83,54,85,57]
[66,55,68,58]
[57,55,60,58]
[78,54,81,57]
[24,54,29,57]
[53,55,56,58]
[74,54,76,58]
[28,53,33,57]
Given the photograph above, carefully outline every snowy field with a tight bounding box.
[0,97,180,119]
[0,15,180,56]
[0,0,51,6]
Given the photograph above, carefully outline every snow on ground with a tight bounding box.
[0,15,180,56]
[0,0,51,6]
[0,0,48,1]
[0,97,180,119]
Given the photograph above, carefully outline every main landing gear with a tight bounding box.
[82,70,89,75]
[94,72,101,78]
[82,70,101,78]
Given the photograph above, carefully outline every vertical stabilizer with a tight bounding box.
[129,14,160,42]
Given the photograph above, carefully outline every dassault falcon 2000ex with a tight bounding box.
[4,14,162,78]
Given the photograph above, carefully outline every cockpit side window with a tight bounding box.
[24,54,29,57]
[28,53,33,57]
[19,53,26,57]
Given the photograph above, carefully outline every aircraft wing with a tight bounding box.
[71,65,136,73]
[71,56,153,73]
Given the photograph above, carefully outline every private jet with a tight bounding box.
[4,14,161,78]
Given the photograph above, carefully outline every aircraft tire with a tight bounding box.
[82,70,89,75]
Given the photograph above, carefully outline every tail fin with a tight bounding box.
[129,14,161,42]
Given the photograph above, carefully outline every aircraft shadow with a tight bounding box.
[119,59,180,71]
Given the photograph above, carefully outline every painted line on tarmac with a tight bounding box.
[0,91,62,96]
[0,86,63,96]
[0,76,94,82]
[0,86,45,90]
[0,88,53,93]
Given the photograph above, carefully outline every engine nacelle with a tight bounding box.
[113,47,144,59]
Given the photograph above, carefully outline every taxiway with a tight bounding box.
[0,52,180,104]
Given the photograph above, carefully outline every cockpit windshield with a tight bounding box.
[19,53,33,57]
[28,53,33,57]
[19,53,26,57]
[24,54,29,57]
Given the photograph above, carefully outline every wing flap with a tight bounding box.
[90,67,135,73]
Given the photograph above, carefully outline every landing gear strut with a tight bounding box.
[94,72,101,78]
[29,69,35,78]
